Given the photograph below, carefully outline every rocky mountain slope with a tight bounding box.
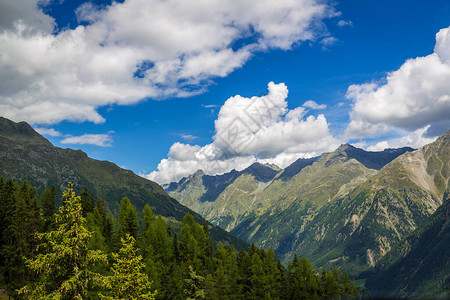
[0,117,248,250]
[293,131,450,275]
[366,195,450,298]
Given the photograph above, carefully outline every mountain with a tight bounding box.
[283,131,449,276]
[165,162,281,230]
[166,141,414,264]
[0,117,248,250]
[366,195,450,298]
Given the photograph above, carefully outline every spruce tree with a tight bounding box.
[80,187,95,217]
[113,197,139,251]
[19,183,107,299]
[100,234,156,300]
[41,185,58,232]
[0,179,16,274]
[184,265,205,300]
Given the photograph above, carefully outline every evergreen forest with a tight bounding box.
[0,178,360,299]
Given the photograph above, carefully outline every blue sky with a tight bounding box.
[1,0,450,183]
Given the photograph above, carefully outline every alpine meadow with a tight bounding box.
[1,0,450,299]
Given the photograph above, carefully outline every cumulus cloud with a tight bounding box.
[346,26,450,139]
[146,82,341,183]
[34,127,62,137]
[0,0,335,125]
[0,0,54,33]
[303,100,327,109]
[61,132,114,147]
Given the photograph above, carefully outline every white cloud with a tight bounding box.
[61,132,113,147]
[146,82,341,184]
[346,26,450,139]
[0,0,335,125]
[365,126,436,151]
[303,100,327,109]
[34,127,62,137]
[337,20,353,27]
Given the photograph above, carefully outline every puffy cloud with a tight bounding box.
[33,127,62,137]
[0,0,54,33]
[0,0,334,124]
[146,82,341,183]
[61,132,113,147]
[346,26,450,139]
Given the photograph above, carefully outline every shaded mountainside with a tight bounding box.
[0,117,248,250]
[335,143,414,170]
[366,195,450,298]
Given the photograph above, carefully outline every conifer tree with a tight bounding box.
[184,265,205,300]
[101,234,156,300]
[95,195,114,250]
[0,179,18,289]
[113,197,139,250]
[19,183,107,299]
[41,185,58,232]
[80,187,95,217]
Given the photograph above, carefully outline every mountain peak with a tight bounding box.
[336,143,356,152]
[193,169,205,176]
[242,162,279,182]
[0,117,50,144]
[332,143,414,170]
[0,117,36,136]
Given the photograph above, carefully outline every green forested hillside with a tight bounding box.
[0,117,246,251]
[0,180,358,299]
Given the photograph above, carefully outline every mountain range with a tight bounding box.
[166,130,450,295]
[2,115,449,297]
[0,117,247,250]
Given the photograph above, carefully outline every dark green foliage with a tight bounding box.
[184,266,205,300]
[41,185,58,231]
[80,187,95,217]
[113,197,139,251]
[0,179,359,299]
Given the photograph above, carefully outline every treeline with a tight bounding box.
[0,178,359,299]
